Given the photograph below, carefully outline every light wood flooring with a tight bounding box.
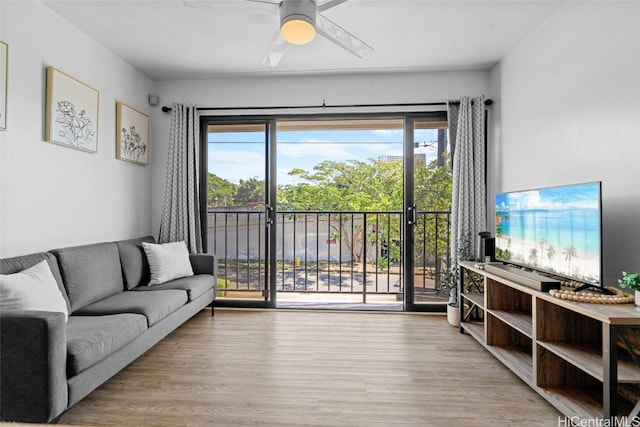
[59,309,560,426]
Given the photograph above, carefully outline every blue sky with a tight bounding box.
[208,128,441,185]
[495,182,601,211]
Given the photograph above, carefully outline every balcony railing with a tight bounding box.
[208,210,451,301]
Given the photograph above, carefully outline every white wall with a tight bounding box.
[150,71,490,234]
[0,1,154,257]
[489,1,640,285]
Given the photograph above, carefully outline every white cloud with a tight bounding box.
[209,148,263,164]
[278,142,354,159]
[365,143,402,155]
[372,129,402,137]
[208,147,264,183]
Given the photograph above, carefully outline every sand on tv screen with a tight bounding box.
[495,181,602,286]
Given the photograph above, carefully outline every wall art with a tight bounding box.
[116,101,149,165]
[0,41,8,130]
[46,66,99,152]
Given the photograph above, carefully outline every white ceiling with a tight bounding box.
[42,0,563,81]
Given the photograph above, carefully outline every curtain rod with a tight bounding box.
[160,99,493,113]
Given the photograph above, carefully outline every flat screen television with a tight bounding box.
[494,181,602,288]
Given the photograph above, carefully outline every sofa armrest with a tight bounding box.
[189,253,217,277]
[0,311,68,423]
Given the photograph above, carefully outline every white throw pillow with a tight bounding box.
[142,241,194,286]
[0,260,69,321]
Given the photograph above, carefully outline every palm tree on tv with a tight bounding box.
[528,248,539,266]
[546,244,556,269]
[538,237,547,266]
[563,245,577,274]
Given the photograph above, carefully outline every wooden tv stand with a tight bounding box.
[458,261,640,422]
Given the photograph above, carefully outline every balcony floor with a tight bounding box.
[277,292,404,311]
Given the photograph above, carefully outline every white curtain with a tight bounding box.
[158,102,202,253]
[448,96,486,263]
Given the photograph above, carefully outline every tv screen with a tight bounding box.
[494,181,602,287]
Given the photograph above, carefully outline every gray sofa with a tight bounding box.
[0,236,216,423]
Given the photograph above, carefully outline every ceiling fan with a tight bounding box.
[244,0,374,66]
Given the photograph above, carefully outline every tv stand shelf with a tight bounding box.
[459,261,640,422]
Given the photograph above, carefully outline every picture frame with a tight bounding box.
[46,66,99,153]
[116,101,149,165]
[0,40,8,131]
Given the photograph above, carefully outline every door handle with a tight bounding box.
[407,205,417,226]
[266,204,275,225]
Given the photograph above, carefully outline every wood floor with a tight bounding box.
[59,309,560,426]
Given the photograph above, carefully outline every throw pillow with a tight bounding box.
[142,241,194,286]
[0,260,69,321]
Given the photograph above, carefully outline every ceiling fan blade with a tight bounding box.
[317,0,349,12]
[184,0,279,10]
[243,0,281,5]
[262,31,289,66]
[315,13,373,59]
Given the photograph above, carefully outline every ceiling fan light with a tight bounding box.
[280,0,317,45]
[281,18,315,45]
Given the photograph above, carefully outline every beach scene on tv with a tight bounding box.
[495,182,601,285]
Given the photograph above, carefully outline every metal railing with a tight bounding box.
[208,210,451,300]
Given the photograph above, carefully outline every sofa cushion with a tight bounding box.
[66,314,147,376]
[51,242,124,312]
[116,236,155,290]
[0,260,69,321]
[74,290,188,326]
[133,274,215,302]
[189,253,217,276]
[142,241,194,285]
[0,252,71,312]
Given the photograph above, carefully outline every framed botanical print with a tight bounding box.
[116,101,149,165]
[0,41,8,130]
[45,66,99,153]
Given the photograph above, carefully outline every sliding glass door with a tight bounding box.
[201,112,451,311]
[275,118,404,309]
[404,115,452,311]
[203,120,275,307]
